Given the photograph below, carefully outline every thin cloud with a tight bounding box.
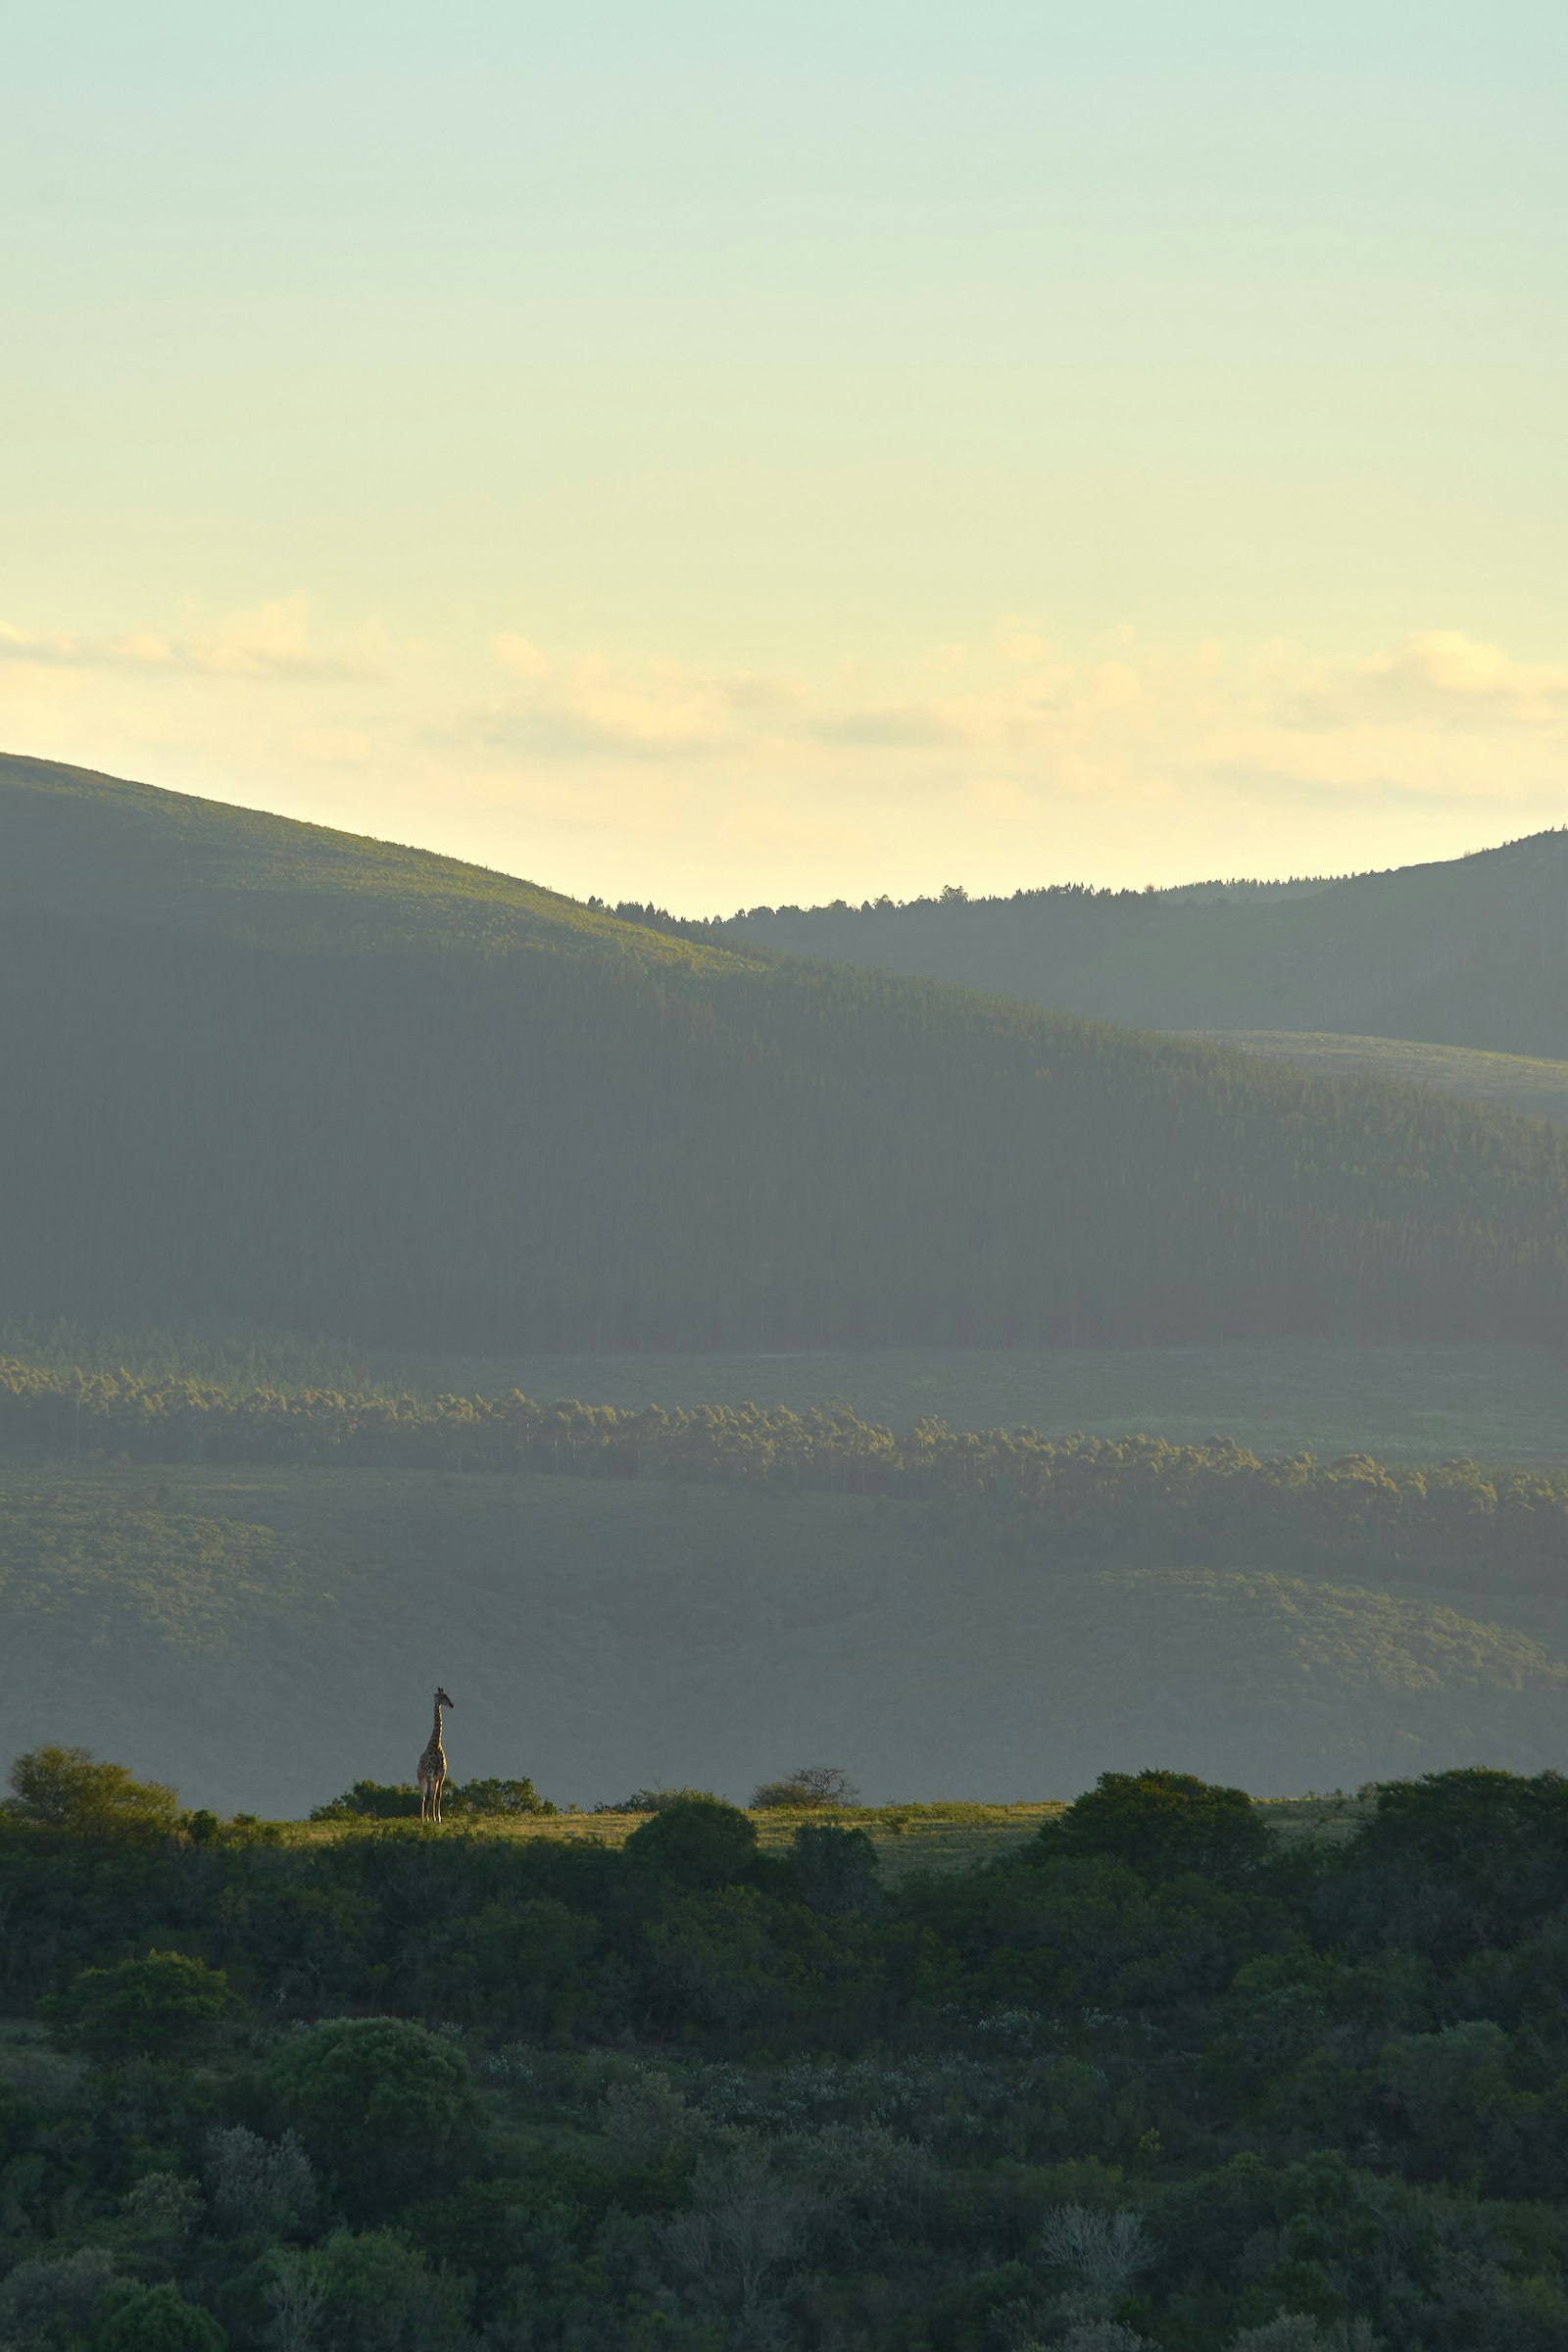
[813,708,956,748]
[0,601,377,682]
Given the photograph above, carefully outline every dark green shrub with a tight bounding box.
[447,1775,555,1817]
[792,1822,881,1913]
[95,2278,225,2351]
[300,2231,472,2352]
[45,1951,238,2060]
[624,1795,759,1888]
[7,1746,178,1837]
[265,2016,473,2218]
[311,1774,555,1820]
[1049,1769,1269,1882]
[308,1780,421,1821]
[593,1785,720,1814]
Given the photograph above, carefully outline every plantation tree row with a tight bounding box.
[6,1357,1566,1595]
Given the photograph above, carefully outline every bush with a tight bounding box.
[593,1785,721,1814]
[204,2126,318,2237]
[0,2246,116,2347]
[6,1745,178,1837]
[447,1775,555,1817]
[265,2017,473,2218]
[301,2230,472,2352]
[1049,1769,1269,1882]
[311,1774,556,1821]
[44,1952,238,2060]
[94,2278,225,2351]
[308,1780,421,1821]
[624,1795,759,1889]
[791,1822,880,1914]
[751,1764,860,1808]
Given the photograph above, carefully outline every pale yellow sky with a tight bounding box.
[2,4,1564,908]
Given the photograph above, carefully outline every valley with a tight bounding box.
[6,1449,1566,1819]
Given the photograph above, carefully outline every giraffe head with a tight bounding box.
[435,1688,455,1711]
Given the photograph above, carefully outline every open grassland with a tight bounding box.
[1197,1030,1568,1129]
[278,1801,1069,1882]
[4,1455,1564,1821]
[270,1790,1373,1878]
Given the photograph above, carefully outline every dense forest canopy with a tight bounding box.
[5,1762,1568,2348]
[4,757,1568,1353]
[717,831,1568,1059]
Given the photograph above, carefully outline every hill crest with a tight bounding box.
[5,750,1568,1354]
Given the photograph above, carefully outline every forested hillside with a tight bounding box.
[4,756,1568,1352]
[720,832,1568,1057]
[1189,1033,1568,1129]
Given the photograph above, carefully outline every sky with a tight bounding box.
[2,1,1564,910]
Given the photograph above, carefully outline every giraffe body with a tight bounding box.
[417,1688,455,1822]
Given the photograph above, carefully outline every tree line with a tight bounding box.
[719,832,1568,1060]
[6,1356,1567,1596]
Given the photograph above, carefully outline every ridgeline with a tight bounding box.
[718,831,1568,1057]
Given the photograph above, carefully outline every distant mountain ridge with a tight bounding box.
[4,751,1568,1353]
[718,831,1568,1057]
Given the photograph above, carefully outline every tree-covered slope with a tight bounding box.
[1196,1031,1568,1128]
[5,753,1568,1350]
[720,831,1568,1057]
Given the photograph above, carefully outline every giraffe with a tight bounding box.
[416,1688,456,1822]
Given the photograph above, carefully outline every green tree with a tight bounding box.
[448,1774,554,1817]
[94,2278,225,2351]
[625,1794,759,1889]
[303,2230,472,2352]
[791,1822,881,1914]
[46,1951,238,2060]
[265,2017,473,2219]
[1049,1769,1269,1883]
[7,1744,178,1836]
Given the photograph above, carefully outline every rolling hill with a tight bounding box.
[719,831,1568,1058]
[1191,1031,1568,1129]
[6,1456,1567,1815]
[4,752,1568,1353]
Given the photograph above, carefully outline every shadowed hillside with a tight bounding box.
[720,831,1568,1057]
[6,1455,1566,1816]
[4,754,1568,1353]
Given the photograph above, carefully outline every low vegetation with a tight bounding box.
[5,1748,1568,2348]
